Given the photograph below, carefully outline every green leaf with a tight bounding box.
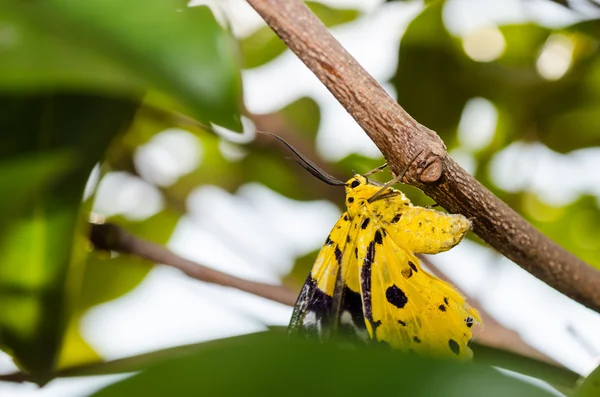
[0,93,138,382]
[306,2,361,27]
[0,151,74,230]
[575,363,600,397]
[278,96,321,141]
[0,7,139,96]
[521,194,600,271]
[91,332,555,397]
[472,343,579,393]
[2,1,242,130]
[241,1,360,68]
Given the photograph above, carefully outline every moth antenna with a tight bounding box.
[368,149,425,203]
[259,131,346,186]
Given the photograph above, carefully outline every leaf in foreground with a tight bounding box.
[92,331,555,397]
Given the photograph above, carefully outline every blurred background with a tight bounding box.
[2,0,600,395]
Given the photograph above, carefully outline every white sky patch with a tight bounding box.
[134,129,203,187]
[537,33,575,81]
[489,142,600,206]
[458,97,498,152]
[486,257,600,375]
[83,163,101,201]
[185,183,340,278]
[92,172,164,220]
[448,148,477,176]
[462,26,506,62]
[0,374,132,397]
[444,0,579,36]
[81,266,271,360]
[218,139,248,162]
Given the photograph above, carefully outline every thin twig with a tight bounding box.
[89,223,297,306]
[244,0,600,313]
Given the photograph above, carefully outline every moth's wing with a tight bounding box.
[330,212,369,342]
[289,213,353,338]
[383,206,471,254]
[356,219,480,359]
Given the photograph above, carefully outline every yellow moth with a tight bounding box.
[267,133,481,359]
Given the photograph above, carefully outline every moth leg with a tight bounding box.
[363,162,388,176]
[368,149,425,203]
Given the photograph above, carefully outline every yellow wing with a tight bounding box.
[289,212,367,341]
[355,216,481,359]
[382,206,472,254]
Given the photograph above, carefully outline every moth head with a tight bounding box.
[344,175,386,210]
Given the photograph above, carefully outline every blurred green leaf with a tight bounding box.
[278,96,321,141]
[393,1,472,147]
[57,317,102,370]
[91,331,555,397]
[521,194,600,271]
[472,343,579,393]
[575,363,600,397]
[2,1,242,130]
[241,1,361,69]
[0,93,138,382]
[0,152,73,230]
[0,7,140,96]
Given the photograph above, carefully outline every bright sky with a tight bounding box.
[2,1,600,396]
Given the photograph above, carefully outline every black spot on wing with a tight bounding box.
[343,214,349,221]
[346,235,351,243]
[350,179,360,188]
[385,285,408,309]
[444,297,449,305]
[413,336,421,343]
[465,317,474,328]
[338,286,367,339]
[390,214,401,223]
[438,304,447,312]
[408,261,418,272]
[449,339,460,355]
[361,241,380,335]
[335,246,343,264]
[374,230,383,244]
[325,236,333,246]
[361,218,370,229]
[398,320,407,327]
[354,247,358,258]
[401,268,413,279]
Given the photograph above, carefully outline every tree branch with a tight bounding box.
[244,0,600,313]
[89,223,297,306]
